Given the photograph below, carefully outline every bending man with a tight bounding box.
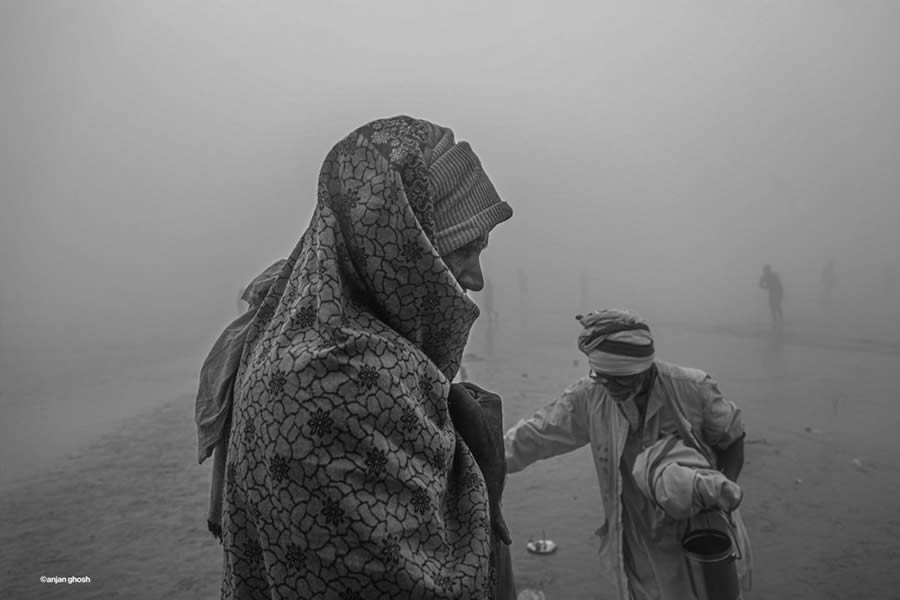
[504,309,750,600]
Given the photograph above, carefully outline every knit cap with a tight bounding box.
[425,128,512,255]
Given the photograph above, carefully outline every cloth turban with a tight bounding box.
[576,308,655,376]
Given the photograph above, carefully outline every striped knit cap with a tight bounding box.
[425,128,513,256]
[576,309,655,376]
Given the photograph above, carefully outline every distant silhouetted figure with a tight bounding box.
[759,264,784,331]
[821,258,836,313]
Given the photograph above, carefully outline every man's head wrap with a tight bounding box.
[576,308,655,376]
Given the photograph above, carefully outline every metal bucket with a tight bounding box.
[681,512,742,600]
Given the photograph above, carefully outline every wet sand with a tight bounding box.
[3,320,900,599]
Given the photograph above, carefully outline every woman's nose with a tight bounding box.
[458,258,485,292]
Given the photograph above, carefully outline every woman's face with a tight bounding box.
[442,234,489,292]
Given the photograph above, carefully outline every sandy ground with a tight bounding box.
[3,318,900,599]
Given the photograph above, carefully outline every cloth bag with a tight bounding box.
[632,433,753,590]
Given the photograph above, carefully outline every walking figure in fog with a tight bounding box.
[759,264,784,331]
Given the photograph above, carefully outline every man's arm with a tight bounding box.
[699,377,746,482]
[715,434,745,483]
[504,383,591,474]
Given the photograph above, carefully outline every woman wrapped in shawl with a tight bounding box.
[199,116,514,599]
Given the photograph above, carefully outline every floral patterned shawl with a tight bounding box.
[222,116,508,599]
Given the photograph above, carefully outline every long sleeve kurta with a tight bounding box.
[504,361,749,600]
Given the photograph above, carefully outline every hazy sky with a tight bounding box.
[3,1,899,377]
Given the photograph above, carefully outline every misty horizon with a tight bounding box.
[3,0,899,390]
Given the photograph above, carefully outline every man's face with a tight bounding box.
[591,369,651,402]
[442,234,489,293]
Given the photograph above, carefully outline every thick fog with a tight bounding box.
[3,0,900,396]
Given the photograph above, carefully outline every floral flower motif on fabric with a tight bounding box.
[436,574,455,593]
[322,497,346,526]
[257,302,276,325]
[420,292,440,313]
[418,374,434,395]
[400,240,424,263]
[334,134,358,159]
[295,305,317,329]
[267,369,288,395]
[242,422,256,444]
[308,408,333,437]
[358,365,379,390]
[381,534,401,566]
[411,488,432,515]
[464,470,482,491]
[268,454,290,483]
[285,544,306,571]
[365,448,388,478]
[400,406,418,434]
[244,539,263,564]
[430,447,447,473]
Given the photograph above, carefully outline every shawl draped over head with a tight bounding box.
[576,308,655,376]
[219,116,512,599]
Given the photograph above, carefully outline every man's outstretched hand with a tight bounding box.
[716,479,743,512]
